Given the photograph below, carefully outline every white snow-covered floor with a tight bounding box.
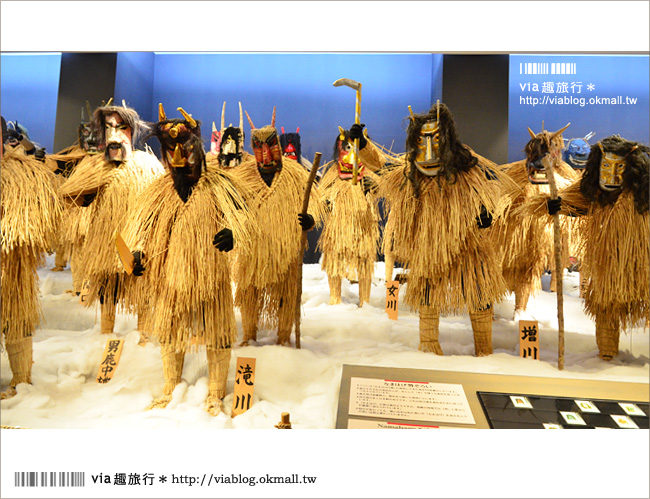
[1,255,648,430]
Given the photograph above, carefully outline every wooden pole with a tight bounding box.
[542,154,565,370]
[294,152,322,349]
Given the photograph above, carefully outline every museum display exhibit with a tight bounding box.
[1,52,648,433]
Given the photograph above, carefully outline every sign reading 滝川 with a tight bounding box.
[385,280,400,320]
[96,339,124,383]
[232,357,256,417]
[519,320,540,360]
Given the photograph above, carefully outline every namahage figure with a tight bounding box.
[58,103,164,335]
[492,123,579,316]
[379,102,508,356]
[122,105,253,414]
[232,107,324,346]
[544,135,649,360]
[1,116,62,399]
[317,123,383,306]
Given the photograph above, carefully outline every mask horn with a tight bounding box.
[122,99,127,108]
[221,102,226,132]
[271,106,276,128]
[436,99,440,123]
[159,103,167,122]
[338,126,346,141]
[212,121,217,133]
[281,127,285,134]
[551,122,571,139]
[238,102,243,130]
[296,127,300,133]
[527,127,536,139]
[245,111,255,129]
[177,107,197,129]
[105,97,113,107]
[408,105,415,120]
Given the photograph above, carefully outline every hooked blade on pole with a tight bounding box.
[333,78,361,90]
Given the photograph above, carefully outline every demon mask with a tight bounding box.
[563,132,595,170]
[524,123,571,184]
[212,101,245,168]
[153,103,205,202]
[92,103,144,165]
[246,107,282,175]
[280,127,302,165]
[333,127,366,180]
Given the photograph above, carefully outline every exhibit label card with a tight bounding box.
[232,357,256,418]
[349,377,475,425]
[347,418,451,429]
[519,320,540,360]
[385,280,399,320]
[96,339,124,383]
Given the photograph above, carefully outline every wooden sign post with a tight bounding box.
[385,280,400,320]
[232,357,256,417]
[519,320,540,360]
[96,339,125,383]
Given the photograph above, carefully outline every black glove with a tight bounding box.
[81,192,97,206]
[349,123,368,150]
[547,197,562,216]
[34,147,46,161]
[132,251,145,276]
[298,213,315,231]
[476,205,493,229]
[213,228,234,252]
[361,175,377,195]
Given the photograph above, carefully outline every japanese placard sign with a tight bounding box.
[385,280,400,320]
[96,339,124,383]
[349,377,475,425]
[232,357,256,418]
[79,279,91,305]
[519,320,540,360]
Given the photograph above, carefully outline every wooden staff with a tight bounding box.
[294,152,322,349]
[542,152,565,370]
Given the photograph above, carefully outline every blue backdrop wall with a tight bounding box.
[0,52,62,153]
[508,54,649,162]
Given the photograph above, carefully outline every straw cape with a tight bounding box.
[58,150,164,318]
[317,162,380,306]
[231,154,324,345]
[1,146,62,397]
[492,157,579,313]
[380,151,509,316]
[521,173,649,359]
[121,161,254,351]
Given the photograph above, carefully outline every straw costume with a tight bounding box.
[122,105,252,415]
[1,132,62,399]
[45,108,100,287]
[318,124,382,306]
[379,103,508,356]
[536,135,649,360]
[58,104,164,336]
[232,108,324,346]
[493,124,580,315]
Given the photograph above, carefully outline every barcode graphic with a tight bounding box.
[14,471,85,487]
[519,62,576,74]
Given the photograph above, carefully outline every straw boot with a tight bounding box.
[100,300,116,335]
[205,347,231,416]
[1,337,33,400]
[277,299,294,346]
[52,247,67,271]
[469,308,493,356]
[513,282,531,315]
[137,309,150,346]
[595,313,620,361]
[419,305,443,354]
[148,343,184,409]
[240,287,259,346]
[328,275,342,305]
[358,269,372,307]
